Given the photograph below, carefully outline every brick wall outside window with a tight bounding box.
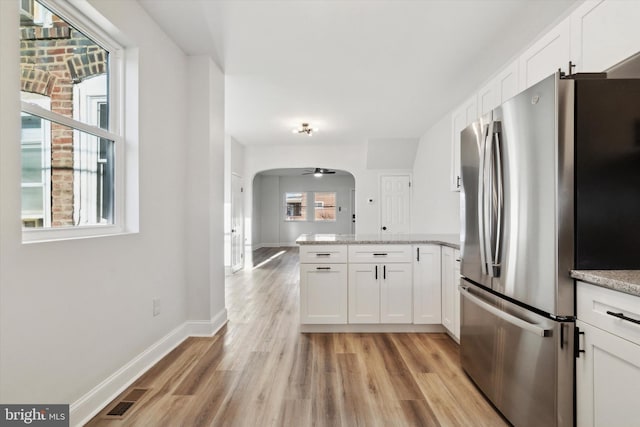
[20,13,107,226]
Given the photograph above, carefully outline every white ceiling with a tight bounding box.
[139,0,578,147]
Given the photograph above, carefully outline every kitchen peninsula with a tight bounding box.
[296,233,461,337]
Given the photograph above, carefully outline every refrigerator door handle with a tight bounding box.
[483,120,495,276]
[460,285,553,337]
[478,121,492,276]
[491,122,504,277]
[477,123,487,275]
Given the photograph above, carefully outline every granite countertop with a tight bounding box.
[295,233,460,249]
[571,270,640,297]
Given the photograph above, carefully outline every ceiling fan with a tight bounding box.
[302,168,336,177]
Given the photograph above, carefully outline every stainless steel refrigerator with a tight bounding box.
[459,72,640,427]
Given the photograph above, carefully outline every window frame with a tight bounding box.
[20,0,126,243]
[313,191,337,222]
[284,191,308,222]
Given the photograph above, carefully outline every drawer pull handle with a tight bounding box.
[373,253,388,256]
[606,311,640,325]
[316,267,331,271]
[315,253,331,256]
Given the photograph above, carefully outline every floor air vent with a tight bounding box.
[104,388,148,418]
[107,401,134,417]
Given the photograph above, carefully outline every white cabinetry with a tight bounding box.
[348,245,413,324]
[519,17,571,90]
[571,0,640,73]
[451,96,478,191]
[495,59,520,104]
[299,245,348,324]
[413,245,442,324]
[576,282,640,427]
[441,246,461,340]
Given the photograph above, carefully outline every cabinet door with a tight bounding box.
[576,320,640,427]
[451,96,478,191]
[441,246,455,333]
[519,17,571,90]
[300,264,347,324]
[453,249,461,339]
[413,245,442,324]
[380,263,413,324]
[478,81,497,117]
[496,59,520,104]
[348,264,380,323]
[571,0,640,73]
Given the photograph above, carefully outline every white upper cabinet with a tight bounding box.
[451,95,478,191]
[496,59,520,104]
[571,0,640,73]
[478,81,498,117]
[519,17,572,90]
[477,59,520,117]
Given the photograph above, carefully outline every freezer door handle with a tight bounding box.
[460,285,553,337]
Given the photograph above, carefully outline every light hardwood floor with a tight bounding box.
[86,247,509,426]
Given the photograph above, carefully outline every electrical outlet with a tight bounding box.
[152,298,161,317]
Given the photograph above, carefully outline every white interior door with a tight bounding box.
[231,174,244,272]
[380,175,411,234]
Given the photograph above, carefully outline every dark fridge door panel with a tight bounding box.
[460,280,574,427]
[575,78,640,269]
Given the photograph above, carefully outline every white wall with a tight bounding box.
[411,114,461,234]
[252,174,355,247]
[255,175,280,247]
[186,55,226,323]
[0,0,225,418]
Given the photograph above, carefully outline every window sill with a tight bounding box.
[22,224,135,244]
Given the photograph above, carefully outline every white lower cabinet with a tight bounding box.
[413,245,442,324]
[576,320,640,427]
[576,282,640,426]
[380,263,413,323]
[299,242,458,329]
[348,263,380,323]
[348,262,412,324]
[299,263,347,324]
[441,246,461,339]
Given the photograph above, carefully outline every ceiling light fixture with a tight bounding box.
[292,123,318,136]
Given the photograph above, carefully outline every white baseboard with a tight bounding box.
[299,324,446,333]
[70,308,228,427]
[186,309,228,336]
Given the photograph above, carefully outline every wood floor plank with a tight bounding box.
[84,247,507,427]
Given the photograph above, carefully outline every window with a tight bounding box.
[284,191,338,222]
[285,192,307,221]
[314,192,337,221]
[19,0,123,239]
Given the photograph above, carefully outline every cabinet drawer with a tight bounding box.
[577,281,640,346]
[299,245,347,264]
[348,245,412,263]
